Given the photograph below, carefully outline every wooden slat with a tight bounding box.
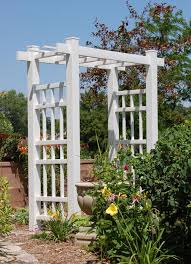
[50,88,56,212]
[42,90,47,215]
[36,196,67,202]
[116,106,146,112]
[122,95,126,140]
[34,82,65,91]
[130,95,135,155]
[117,139,146,145]
[116,89,146,96]
[35,139,67,146]
[59,87,65,199]
[35,101,66,110]
[139,94,143,154]
[36,159,67,165]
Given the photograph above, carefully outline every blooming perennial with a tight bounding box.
[106,203,118,216]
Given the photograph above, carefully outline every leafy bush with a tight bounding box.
[14,208,29,225]
[0,113,13,134]
[89,149,176,263]
[0,177,12,234]
[33,210,78,242]
[130,122,191,259]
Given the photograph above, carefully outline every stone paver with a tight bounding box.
[0,241,38,263]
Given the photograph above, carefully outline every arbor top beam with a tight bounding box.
[16,38,164,70]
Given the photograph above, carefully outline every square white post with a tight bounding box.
[146,50,158,152]
[107,68,119,160]
[27,46,41,230]
[65,37,80,216]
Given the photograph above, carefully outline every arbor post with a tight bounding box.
[65,37,80,216]
[107,68,119,161]
[27,46,41,230]
[146,50,158,152]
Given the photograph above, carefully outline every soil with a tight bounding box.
[5,225,108,264]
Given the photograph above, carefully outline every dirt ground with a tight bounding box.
[6,225,108,264]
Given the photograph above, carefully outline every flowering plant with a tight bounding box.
[89,147,177,263]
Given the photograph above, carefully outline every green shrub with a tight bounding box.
[14,208,29,225]
[0,177,12,234]
[130,122,191,259]
[89,149,176,263]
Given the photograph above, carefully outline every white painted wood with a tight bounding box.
[130,95,135,155]
[42,90,47,215]
[107,68,119,160]
[65,37,81,216]
[17,38,164,231]
[35,101,66,110]
[59,86,65,212]
[116,89,146,96]
[27,46,41,230]
[118,139,146,145]
[35,139,67,146]
[36,196,67,202]
[116,106,146,112]
[139,94,143,154]
[122,95,126,140]
[36,159,67,165]
[57,44,164,66]
[50,88,56,212]
[35,82,65,91]
[146,50,158,152]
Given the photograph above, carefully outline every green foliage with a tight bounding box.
[14,208,29,225]
[34,211,78,242]
[0,177,12,234]
[80,90,108,155]
[82,2,191,134]
[89,149,175,263]
[0,113,13,134]
[0,135,20,161]
[73,215,91,228]
[130,122,191,259]
[0,90,27,135]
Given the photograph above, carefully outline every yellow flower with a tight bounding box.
[51,213,58,219]
[106,203,118,216]
[101,186,112,197]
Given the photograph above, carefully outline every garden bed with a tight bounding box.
[4,225,107,264]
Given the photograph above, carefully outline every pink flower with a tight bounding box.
[108,194,117,202]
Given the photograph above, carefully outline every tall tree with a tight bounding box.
[81,2,191,129]
[0,90,27,135]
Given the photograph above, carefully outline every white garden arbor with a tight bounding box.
[17,37,164,230]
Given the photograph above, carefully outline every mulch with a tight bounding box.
[6,225,109,264]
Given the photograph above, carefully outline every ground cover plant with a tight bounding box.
[129,122,191,263]
[89,148,177,263]
[14,208,29,225]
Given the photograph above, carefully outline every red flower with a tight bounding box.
[124,164,129,171]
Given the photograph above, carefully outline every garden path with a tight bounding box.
[0,226,106,264]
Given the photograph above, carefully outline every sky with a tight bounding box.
[0,0,190,94]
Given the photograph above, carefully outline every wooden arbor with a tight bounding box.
[17,37,164,230]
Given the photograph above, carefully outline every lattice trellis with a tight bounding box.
[17,37,164,230]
